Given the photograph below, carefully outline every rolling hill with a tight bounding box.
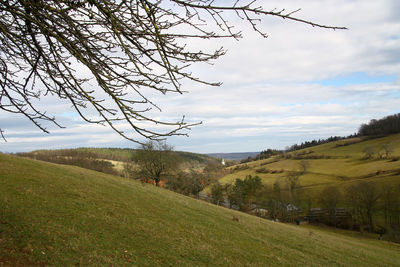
[1,153,399,266]
[216,134,400,194]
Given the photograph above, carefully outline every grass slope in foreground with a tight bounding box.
[0,153,399,266]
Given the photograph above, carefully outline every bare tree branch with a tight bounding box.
[0,0,346,143]
[0,128,6,142]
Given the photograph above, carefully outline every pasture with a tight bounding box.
[1,153,399,266]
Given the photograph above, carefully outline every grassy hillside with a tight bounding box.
[216,134,400,193]
[1,153,399,266]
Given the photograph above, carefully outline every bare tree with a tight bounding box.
[382,184,400,227]
[362,146,376,160]
[346,181,380,232]
[210,182,224,206]
[381,144,394,159]
[299,160,309,175]
[319,186,341,226]
[285,171,300,202]
[0,0,346,142]
[133,140,176,186]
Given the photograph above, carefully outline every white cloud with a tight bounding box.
[1,0,399,153]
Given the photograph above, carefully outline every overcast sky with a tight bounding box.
[1,0,399,154]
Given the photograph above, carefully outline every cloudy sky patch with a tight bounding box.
[1,0,399,153]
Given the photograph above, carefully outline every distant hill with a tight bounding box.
[21,147,216,164]
[206,152,260,161]
[17,147,219,175]
[1,153,399,266]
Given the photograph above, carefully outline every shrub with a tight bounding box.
[255,167,270,173]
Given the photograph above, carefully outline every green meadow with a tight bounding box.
[216,134,400,194]
[1,153,400,266]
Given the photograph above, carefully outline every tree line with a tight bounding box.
[240,149,283,163]
[18,149,119,175]
[287,136,350,151]
[210,175,400,242]
[358,113,400,136]
[18,148,132,162]
[243,113,400,159]
[288,113,400,152]
[320,182,400,242]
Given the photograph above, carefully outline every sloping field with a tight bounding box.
[0,153,399,266]
[217,134,400,192]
